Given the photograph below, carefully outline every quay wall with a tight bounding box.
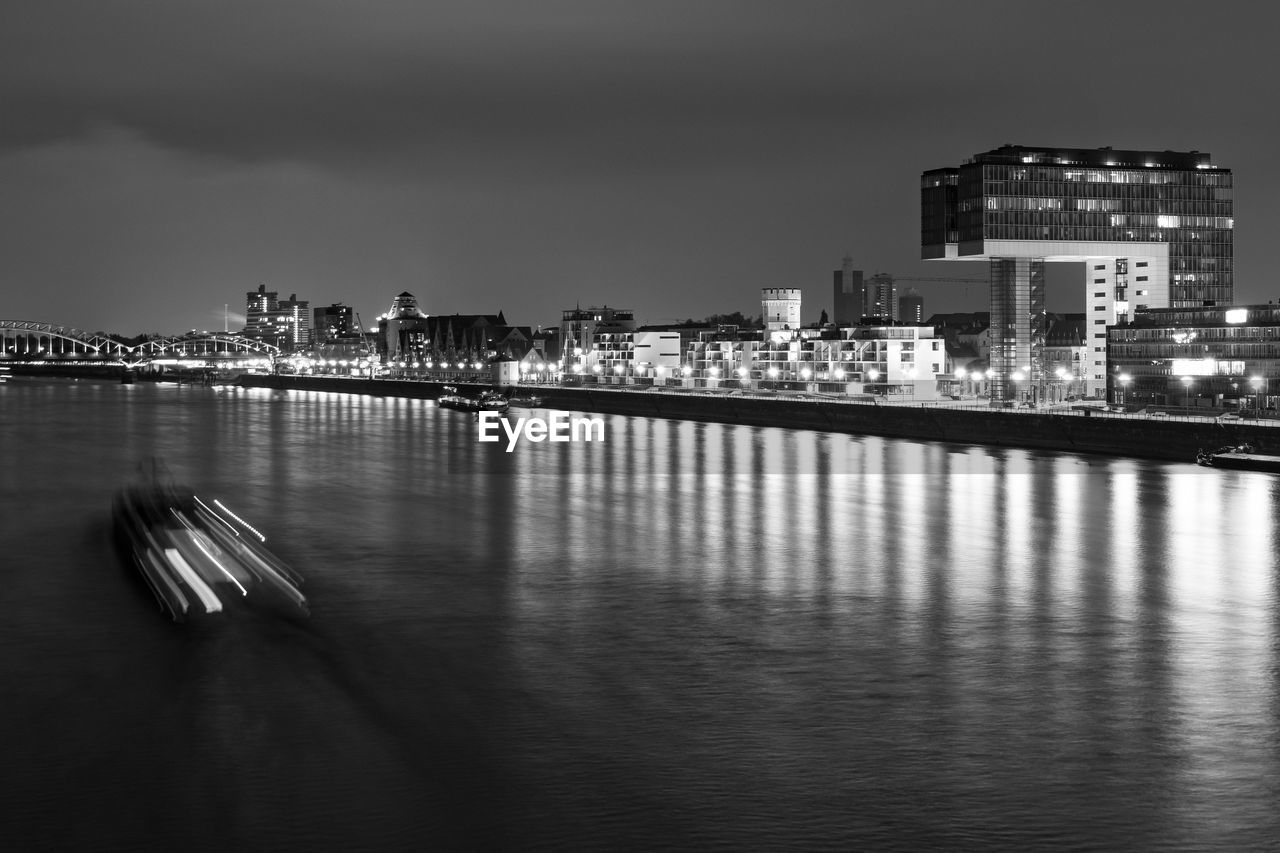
[237,374,1272,463]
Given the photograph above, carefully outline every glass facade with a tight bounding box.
[988,258,1045,401]
[924,146,1233,401]
[922,146,1233,307]
[1107,306,1280,409]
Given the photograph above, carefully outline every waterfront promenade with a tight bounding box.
[237,373,1272,464]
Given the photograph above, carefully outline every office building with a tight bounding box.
[922,145,1233,399]
[243,284,308,351]
[898,288,924,324]
[1107,304,1280,409]
[863,273,897,321]
[278,294,310,351]
[833,256,863,325]
[313,303,355,343]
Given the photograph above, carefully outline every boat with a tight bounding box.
[1195,443,1280,473]
[437,387,509,414]
[112,463,309,622]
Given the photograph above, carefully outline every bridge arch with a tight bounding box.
[0,322,282,365]
[0,321,132,358]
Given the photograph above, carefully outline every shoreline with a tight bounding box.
[236,374,1268,464]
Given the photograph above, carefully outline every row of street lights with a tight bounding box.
[1115,372,1271,410]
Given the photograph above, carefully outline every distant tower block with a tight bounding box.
[762,287,802,333]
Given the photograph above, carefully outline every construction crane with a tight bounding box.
[890,276,987,284]
[353,312,377,357]
[888,276,989,300]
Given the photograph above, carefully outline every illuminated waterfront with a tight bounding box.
[2,378,1278,850]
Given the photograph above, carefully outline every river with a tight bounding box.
[1,377,1277,851]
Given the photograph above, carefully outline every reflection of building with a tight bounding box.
[923,145,1234,399]
[1108,305,1280,409]
[762,288,801,334]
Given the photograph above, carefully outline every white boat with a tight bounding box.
[113,465,308,622]
[1195,443,1280,473]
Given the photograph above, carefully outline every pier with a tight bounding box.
[236,374,1272,464]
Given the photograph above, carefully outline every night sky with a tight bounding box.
[3,0,1277,335]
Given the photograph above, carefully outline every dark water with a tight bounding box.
[2,378,1278,851]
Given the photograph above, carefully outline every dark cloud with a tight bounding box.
[1,1,1277,333]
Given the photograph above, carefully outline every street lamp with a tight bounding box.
[1118,372,1131,407]
[1181,375,1193,410]
[1012,369,1026,404]
[1251,375,1264,414]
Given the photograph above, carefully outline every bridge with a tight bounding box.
[0,321,281,368]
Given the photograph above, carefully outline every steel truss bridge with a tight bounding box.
[0,321,281,367]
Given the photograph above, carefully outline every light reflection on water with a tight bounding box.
[1,379,1278,850]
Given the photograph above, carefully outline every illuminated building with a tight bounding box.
[559,306,637,375]
[243,284,309,352]
[762,288,801,334]
[863,273,897,321]
[1107,305,1280,409]
[898,288,924,324]
[313,303,355,343]
[922,145,1233,399]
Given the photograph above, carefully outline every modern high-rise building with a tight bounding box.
[243,284,279,341]
[832,256,863,325]
[922,145,1233,399]
[863,273,897,321]
[898,288,924,324]
[278,293,311,351]
[313,303,355,343]
[243,283,308,351]
[762,288,801,334]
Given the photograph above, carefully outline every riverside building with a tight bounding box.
[243,284,311,352]
[1107,304,1280,410]
[922,145,1233,400]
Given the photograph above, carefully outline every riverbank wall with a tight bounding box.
[236,374,1271,463]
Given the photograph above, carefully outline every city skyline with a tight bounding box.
[2,1,1277,334]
